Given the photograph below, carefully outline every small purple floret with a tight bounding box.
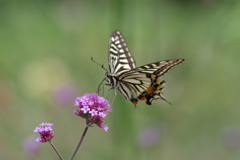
[81,106,90,113]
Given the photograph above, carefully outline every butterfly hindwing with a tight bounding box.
[108,31,136,75]
[119,59,185,105]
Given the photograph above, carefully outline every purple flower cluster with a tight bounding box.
[73,93,112,131]
[33,123,55,143]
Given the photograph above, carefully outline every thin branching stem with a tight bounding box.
[48,141,64,160]
[69,119,90,160]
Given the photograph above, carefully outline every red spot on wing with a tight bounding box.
[140,97,147,101]
[133,100,138,105]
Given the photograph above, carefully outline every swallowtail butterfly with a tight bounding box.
[105,30,184,105]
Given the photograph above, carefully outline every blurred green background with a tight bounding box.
[1,0,240,159]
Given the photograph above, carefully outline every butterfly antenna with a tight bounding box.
[91,57,108,72]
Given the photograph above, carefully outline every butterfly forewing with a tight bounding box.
[108,31,136,75]
[122,59,185,76]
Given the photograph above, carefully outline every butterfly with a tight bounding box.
[104,30,185,105]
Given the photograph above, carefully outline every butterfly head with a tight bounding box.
[105,73,110,81]
[105,73,110,78]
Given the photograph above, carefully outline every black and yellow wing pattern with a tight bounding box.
[105,30,185,105]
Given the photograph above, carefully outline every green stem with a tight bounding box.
[48,141,64,160]
[69,119,90,160]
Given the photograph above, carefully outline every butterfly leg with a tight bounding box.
[110,89,117,107]
[101,83,105,97]
[96,78,107,94]
[104,86,115,106]
[105,86,114,99]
